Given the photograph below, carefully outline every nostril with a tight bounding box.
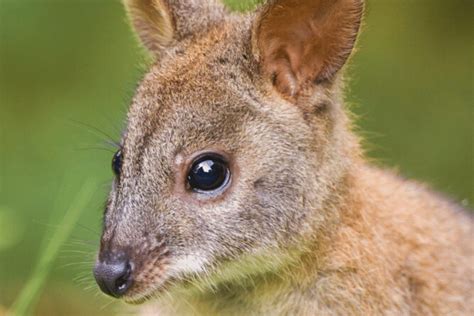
[94,259,133,298]
[115,262,132,293]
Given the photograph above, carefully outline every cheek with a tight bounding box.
[252,175,309,238]
[184,204,254,255]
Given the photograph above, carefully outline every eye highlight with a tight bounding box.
[187,155,230,193]
[112,149,123,177]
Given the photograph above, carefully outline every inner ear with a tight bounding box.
[255,0,364,97]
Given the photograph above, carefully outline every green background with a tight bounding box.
[0,0,472,315]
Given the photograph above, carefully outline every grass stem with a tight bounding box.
[8,180,96,316]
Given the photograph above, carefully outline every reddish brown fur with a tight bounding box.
[95,1,474,315]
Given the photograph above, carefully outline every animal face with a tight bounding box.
[94,0,363,303]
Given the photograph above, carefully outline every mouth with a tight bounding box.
[123,273,205,305]
[120,254,210,304]
[120,260,174,304]
[122,277,172,304]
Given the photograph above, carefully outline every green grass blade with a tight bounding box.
[8,180,97,316]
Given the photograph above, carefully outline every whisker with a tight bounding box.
[75,223,100,235]
[60,249,94,255]
[84,284,100,293]
[74,275,94,283]
[67,238,99,246]
[59,261,96,269]
[76,146,116,153]
[100,299,116,310]
[68,119,120,147]
[76,278,96,287]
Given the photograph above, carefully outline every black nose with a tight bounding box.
[94,256,133,298]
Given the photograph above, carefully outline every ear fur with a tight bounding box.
[124,0,227,54]
[254,0,364,97]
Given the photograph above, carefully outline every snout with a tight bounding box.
[94,252,133,298]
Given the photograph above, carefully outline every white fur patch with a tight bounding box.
[174,153,184,166]
[169,253,208,276]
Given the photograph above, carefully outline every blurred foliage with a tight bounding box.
[8,181,95,316]
[0,0,472,315]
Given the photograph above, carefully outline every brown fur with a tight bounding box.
[95,1,474,315]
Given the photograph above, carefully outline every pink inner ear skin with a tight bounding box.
[256,0,364,97]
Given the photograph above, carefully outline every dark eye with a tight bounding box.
[112,149,123,177]
[187,155,230,192]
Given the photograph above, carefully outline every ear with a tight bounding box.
[254,0,364,97]
[124,0,227,54]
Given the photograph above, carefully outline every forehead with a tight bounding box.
[123,25,259,162]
